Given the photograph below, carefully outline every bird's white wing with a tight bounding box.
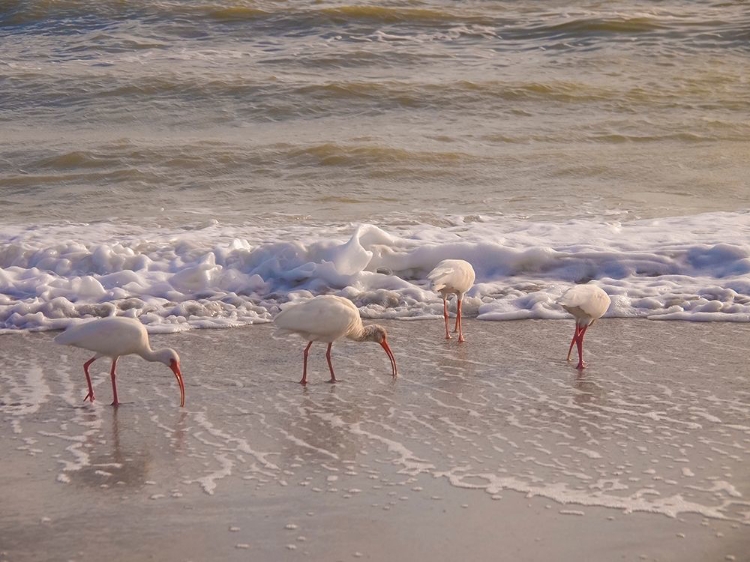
[428,259,476,293]
[54,317,147,355]
[558,285,611,319]
[274,295,361,342]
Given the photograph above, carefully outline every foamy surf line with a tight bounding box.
[2,211,750,332]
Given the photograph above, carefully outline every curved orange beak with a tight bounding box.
[170,360,185,407]
[380,339,398,377]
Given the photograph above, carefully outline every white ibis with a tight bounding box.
[557,284,611,369]
[54,316,185,407]
[427,259,476,342]
[274,295,397,385]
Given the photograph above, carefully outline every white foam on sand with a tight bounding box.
[186,410,279,494]
[276,427,341,460]
[3,211,750,332]
[190,452,234,496]
[437,467,737,521]
[314,413,435,476]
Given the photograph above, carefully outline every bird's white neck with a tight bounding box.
[140,347,167,364]
[350,325,380,343]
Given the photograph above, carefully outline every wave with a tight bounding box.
[0,140,475,194]
[531,15,667,37]
[0,1,489,29]
[315,5,487,26]
[5,1,748,55]
[4,56,747,131]
[2,212,750,333]
[285,142,469,168]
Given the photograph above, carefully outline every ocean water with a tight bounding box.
[1,0,749,332]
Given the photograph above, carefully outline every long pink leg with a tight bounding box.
[457,299,466,342]
[83,357,97,402]
[110,357,120,406]
[575,325,589,370]
[325,343,337,383]
[443,298,451,339]
[300,341,313,385]
[566,324,583,361]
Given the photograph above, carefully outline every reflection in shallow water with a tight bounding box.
[2,321,750,526]
[69,408,152,490]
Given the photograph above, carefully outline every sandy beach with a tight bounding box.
[1,318,749,562]
[3,2,750,560]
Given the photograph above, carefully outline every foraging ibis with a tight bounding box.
[274,295,397,385]
[558,284,611,369]
[55,316,185,406]
[428,259,475,342]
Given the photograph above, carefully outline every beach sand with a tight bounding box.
[1,319,749,562]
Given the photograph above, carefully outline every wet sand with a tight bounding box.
[1,319,749,562]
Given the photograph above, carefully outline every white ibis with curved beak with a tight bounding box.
[54,316,185,407]
[274,295,398,385]
[558,284,611,369]
[428,259,475,342]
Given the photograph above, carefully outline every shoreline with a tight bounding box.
[1,319,749,561]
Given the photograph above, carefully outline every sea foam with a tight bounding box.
[2,211,750,333]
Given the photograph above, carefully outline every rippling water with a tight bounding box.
[1,1,749,331]
[2,0,749,221]
[2,6,750,558]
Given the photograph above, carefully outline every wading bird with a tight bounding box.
[55,316,185,407]
[428,259,475,342]
[558,284,611,369]
[274,295,398,385]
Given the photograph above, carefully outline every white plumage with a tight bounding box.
[427,259,475,342]
[275,295,361,343]
[55,316,185,407]
[274,295,397,384]
[557,284,611,369]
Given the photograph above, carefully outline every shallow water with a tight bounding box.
[3,320,750,517]
[2,320,749,560]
